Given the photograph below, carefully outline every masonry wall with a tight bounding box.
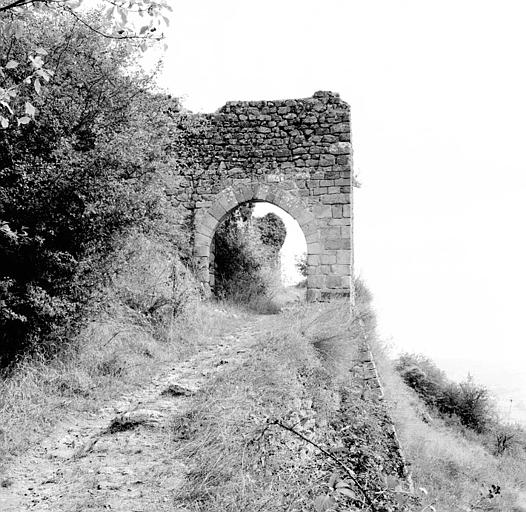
[166,91,353,301]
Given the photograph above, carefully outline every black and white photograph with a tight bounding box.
[1,1,525,510]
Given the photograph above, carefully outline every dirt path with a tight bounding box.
[0,313,265,511]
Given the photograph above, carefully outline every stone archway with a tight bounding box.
[167,91,354,302]
[193,183,322,300]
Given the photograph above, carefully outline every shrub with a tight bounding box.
[213,206,283,309]
[254,212,286,262]
[0,11,182,366]
[396,353,494,433]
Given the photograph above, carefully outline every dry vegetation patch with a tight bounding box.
[171,300,418,512]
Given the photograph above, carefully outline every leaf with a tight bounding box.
[29,55,44,69]
[35,48,48,56]
[328,472,338,489]
[18,116,30,125]
[0,116,8,129]
[36,69,50,82]
[5,60,19,69]
[25,102,36,116]
[314,495,335,512]
[336,487,357,499]
[34,78,41,95]
[335,479,352,489]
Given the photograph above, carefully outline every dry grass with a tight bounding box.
[368,301,526,511]
[171,301,357,511]
[0,230,208,471]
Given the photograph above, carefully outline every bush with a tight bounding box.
[213,206,282,310]
[396,353,494,432]
[0,11,182,366]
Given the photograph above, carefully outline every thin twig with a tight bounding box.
[269,419,377,512]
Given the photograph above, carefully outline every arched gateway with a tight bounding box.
[169,91,353,301]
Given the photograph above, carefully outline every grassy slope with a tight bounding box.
[1,242,525,511]
[0,231,208,471]
[371,317,526,511]
[170,296,418,511]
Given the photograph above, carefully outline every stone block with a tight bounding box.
[195,213,217,234]
[305,231,320,243]
[343,204,351,217]
[313,204,332,218]
[309,275,326,288]
[303,221,318,237]
[326,227,342,238]
[325,238,343,250]
[253,184,270,200]
[331,264,351,275]
[336,250,351,264]
[194,245,210,258]
[319,154,336,167]
[194,232,212,247]
[332,205,343,218]
[321,254,337,264]
[330,122,350,134]
[322,193,348,204]
[329,218,351,226]
[328,142,351,155]
[308,242,322,254]
[339,226,351,239]
[306,288,321,302]
[306,264,318,276]
[209,201,228,220]
[326,275,342,288]
[307,255,319,265]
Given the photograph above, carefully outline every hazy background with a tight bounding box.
[152,0,526,423]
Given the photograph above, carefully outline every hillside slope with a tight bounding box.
[0,296,417,512]
[1,285,525,511]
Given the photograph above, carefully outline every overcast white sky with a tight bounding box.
[153,0,526,422]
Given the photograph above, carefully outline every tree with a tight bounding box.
[0,0,171,127]
[255,212,286,259]
[0,10,179,366]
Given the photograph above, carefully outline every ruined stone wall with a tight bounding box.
[166,91,353,301]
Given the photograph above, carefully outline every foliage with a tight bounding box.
[0,0,171,126]
[213,206,281,305]
[0,11,181,366]
[254,212,286,259]
[396,353,494,433]
[295,252,308,278]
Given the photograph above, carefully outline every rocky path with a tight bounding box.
[0,315,263,511]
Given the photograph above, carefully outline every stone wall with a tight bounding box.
[166,90,353,301]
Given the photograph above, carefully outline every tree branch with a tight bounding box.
[269,419,378,511]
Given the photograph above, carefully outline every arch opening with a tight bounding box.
[193,182,351,302]
[209,201,308,305]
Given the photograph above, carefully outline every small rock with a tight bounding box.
[161,384,195,397]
